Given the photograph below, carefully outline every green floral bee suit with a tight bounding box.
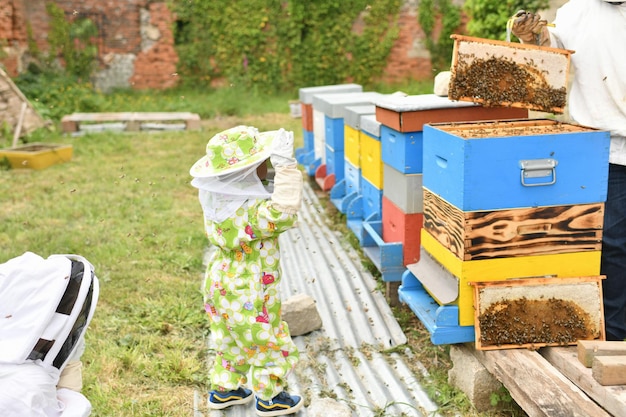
[203,198,299,401]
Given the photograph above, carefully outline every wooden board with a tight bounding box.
[473,347,612,417]
[448,35,573,113]
[472,276,605,350]
[578,340,626,367]
[61,112,201,132]
[593,356,626,386]
[542,347,626,417]
[423,188,604,260]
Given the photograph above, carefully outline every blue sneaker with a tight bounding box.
[208,387,253,410]
[256,391,304,416]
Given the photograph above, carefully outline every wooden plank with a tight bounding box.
[578,340,626,367]
[63,112,199,122]
[474,348,611,417]
[593,356,626,386]
[542,347,626,417]
[423,189,603,260]
[60,112,201,132]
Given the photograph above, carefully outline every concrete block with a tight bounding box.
[282,293,323,336]
[306,397,352,417]
[448,343,502,412]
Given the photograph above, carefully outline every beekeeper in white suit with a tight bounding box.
[0,252,99,416]
[512,0,626,341]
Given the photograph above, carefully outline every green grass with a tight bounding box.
[1,83,523,416]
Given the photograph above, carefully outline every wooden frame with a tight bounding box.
[471,276,605,350]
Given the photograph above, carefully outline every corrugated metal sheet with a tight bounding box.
[194,182,441,417]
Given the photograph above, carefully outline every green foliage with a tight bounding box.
[463,0,549,40]
[173,0,401,93]
[13,71,104,121]
[418,0,462,73]
[46,2,99,80]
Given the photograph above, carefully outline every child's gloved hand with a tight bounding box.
[270,129,296,167]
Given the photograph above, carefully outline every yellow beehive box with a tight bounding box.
[0,143,73,170]
[420,229,601,326]
[448,34,573,113]
[344,124,360,166]
[360,132,383,188]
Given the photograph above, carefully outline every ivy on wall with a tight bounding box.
[46,2,98,80]
[172,0,401,93]
[417,0,461,73]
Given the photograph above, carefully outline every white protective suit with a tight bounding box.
[0,253,99,417]
[549,0,626,164]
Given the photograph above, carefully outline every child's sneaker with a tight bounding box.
[255,391,303,416]
[208,387,253,409]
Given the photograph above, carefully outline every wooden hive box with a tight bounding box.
[342,105,375,166]
[423,188,604,260]
[472,276,605,350]
[423,119,610,212]
[0,143,73,170]
[448,35,574,113]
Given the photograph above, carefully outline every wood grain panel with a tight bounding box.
[423,188,603,260]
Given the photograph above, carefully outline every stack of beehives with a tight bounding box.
[295,83,363,175]
[398,36,610,348]
[360,94,526,283]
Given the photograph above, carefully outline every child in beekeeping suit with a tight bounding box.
[190,125,304,416]
[512,0,626,342]
[0,252,99,417]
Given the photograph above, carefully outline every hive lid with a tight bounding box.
[448,35,574,114]
[360,114,381,138]
[374,93,478,112]
[312,92,384,118]
[298,83,363,104]
[342,105,376,129]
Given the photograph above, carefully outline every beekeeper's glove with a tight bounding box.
[511,10,550,46]
[57,360,83,392]
[271,165,303,214]
[270,129,296,167]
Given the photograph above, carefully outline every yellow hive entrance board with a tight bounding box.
[420,229,601,326]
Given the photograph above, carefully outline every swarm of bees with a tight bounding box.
[449,53,567,113]
[478,296,597,347]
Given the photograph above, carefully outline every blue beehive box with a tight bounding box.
[360,176,383,220]
[423,119,610,211]
[345,160,361,194]
[324,144,345,182]
[381,125,423,174]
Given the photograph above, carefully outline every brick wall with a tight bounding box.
[0,0,28,76]
[7,0,178,91]
[381,0,433,84]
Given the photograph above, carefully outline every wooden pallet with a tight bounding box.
[61,112,201,132]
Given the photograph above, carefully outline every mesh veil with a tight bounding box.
[191,161,271,223]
